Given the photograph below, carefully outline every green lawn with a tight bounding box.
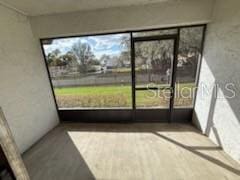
[54,83,195,108]
[55,85,132,96]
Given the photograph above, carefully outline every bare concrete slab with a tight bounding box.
[23,123,240,180]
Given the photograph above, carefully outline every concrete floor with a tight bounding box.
[23,123,240,180]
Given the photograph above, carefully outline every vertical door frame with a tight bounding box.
[131,34,179,122]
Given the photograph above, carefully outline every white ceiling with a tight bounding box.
[0,0,173,16]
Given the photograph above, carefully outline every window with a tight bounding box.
[42,25,205,111]
[174,26,204,108]
[43,34,132,109]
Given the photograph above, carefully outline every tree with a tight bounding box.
[52,49,61,56]
[88,59,100,66]
[46,49,64,66]
[59,51,77,66]
[179,27,203,77]
[120,35,130,50]
[119,34,171,70]
[179,28,202,55]
[135,41,172,71]
[100,54,111,65]
[118,51,130,67]
[119,36,131,67]
[46,53,55,65]
[71,40,95,73]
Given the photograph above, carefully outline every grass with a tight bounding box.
[55,85,131,96]
[54,83,195,108]
[55,85,132,108]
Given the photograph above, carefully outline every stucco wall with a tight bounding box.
[193,0,240,162]
[30,0,214,38]
[0,5,59,153]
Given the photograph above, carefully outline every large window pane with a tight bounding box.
[174,26,204,108]
[42,34,132,109]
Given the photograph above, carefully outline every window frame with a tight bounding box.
[40,24,207,122]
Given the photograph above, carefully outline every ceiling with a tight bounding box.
[0,0,173,16]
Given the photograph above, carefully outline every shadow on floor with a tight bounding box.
[23,127,95,180]
[153,131,240,176]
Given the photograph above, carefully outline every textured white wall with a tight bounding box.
[30,0,214,38]
[194,0,240,162]
[0,5,59,153]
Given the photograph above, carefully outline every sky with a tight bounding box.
[43,33,129,59]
